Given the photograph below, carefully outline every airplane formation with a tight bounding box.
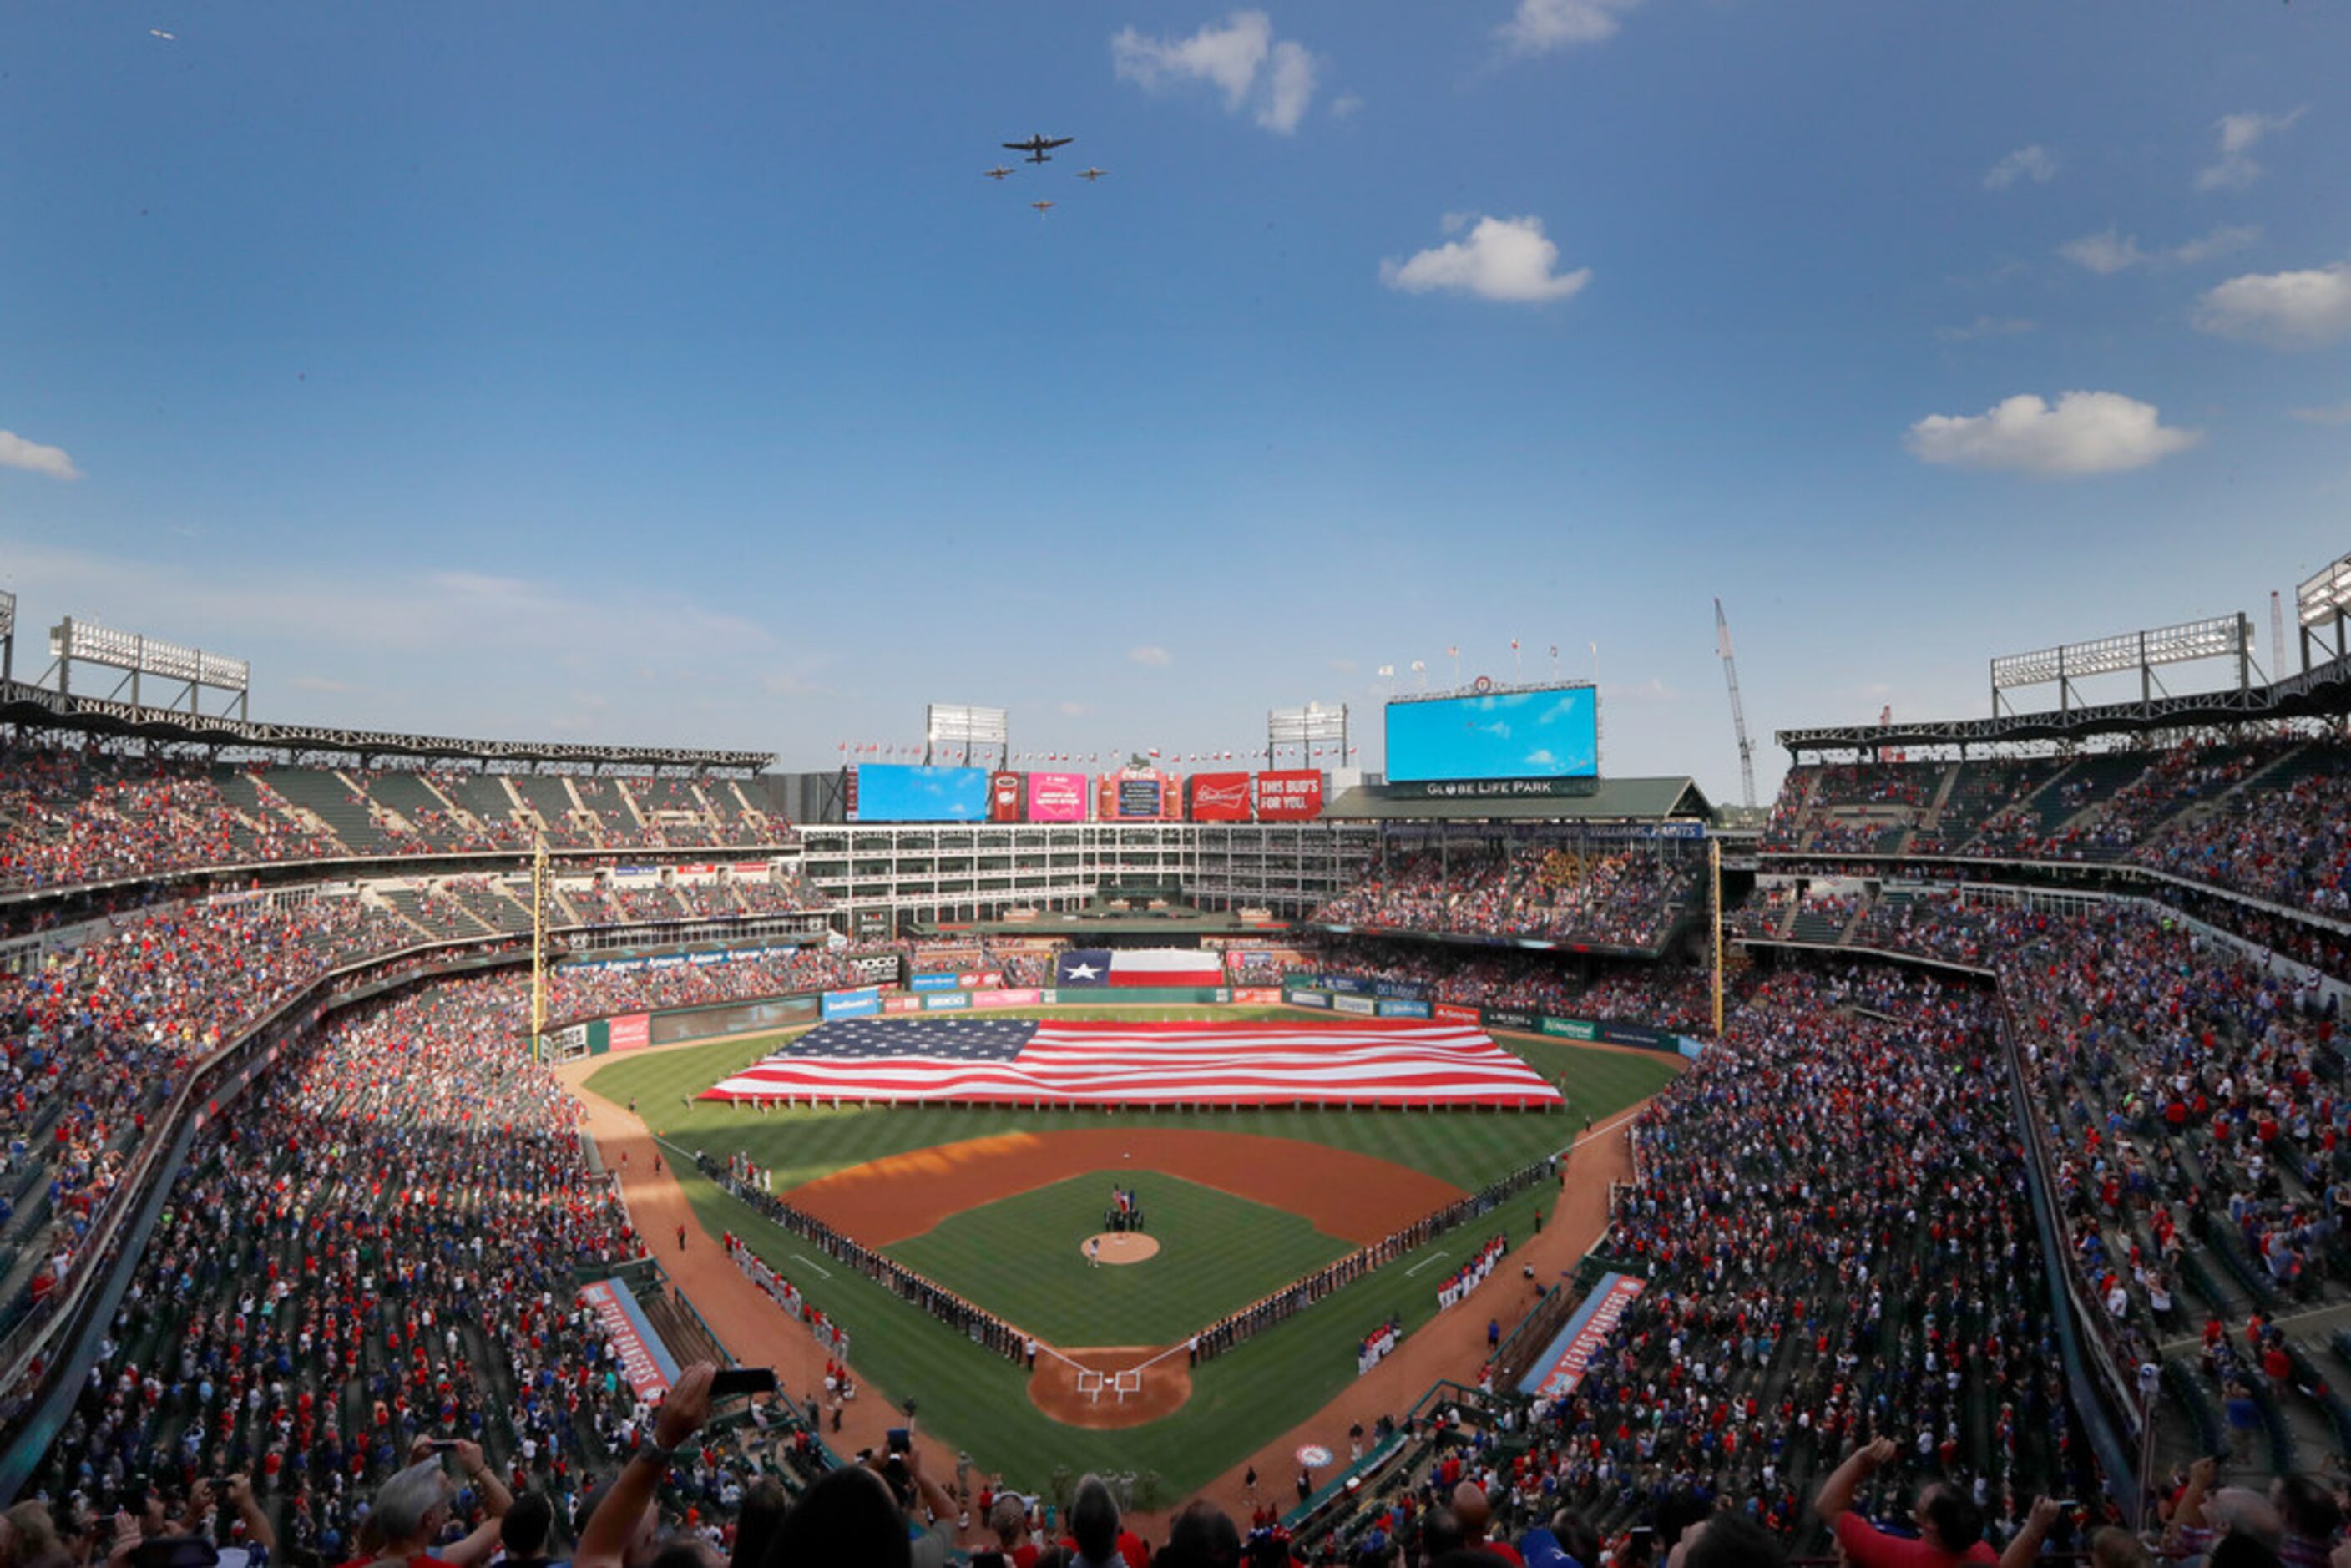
[988,134,1101,216]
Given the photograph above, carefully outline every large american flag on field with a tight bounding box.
[700,1019,1562,1109]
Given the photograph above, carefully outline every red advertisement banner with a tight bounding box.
[883,994,924,1014]
[1231,987,1283,1004]
[1256,770,1324,821]
[1026,771,1090,822]
[608,1014,650,1053]
[973,987,1046,1009]
[988,771,1024,823]
[1187,771,1254,822]
[1434,1003,1482,1024]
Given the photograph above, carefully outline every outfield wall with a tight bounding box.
[553,978,1701,1059]
[1280,980,1701,1057]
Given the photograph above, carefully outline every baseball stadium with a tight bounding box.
[7,5,2350,1568]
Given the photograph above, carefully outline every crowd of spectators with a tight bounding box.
[2136,748,2351,919]
[547,952,877,1026]
[1313,847,1701,951]
[0,745,797,896]
[0,749,341,893]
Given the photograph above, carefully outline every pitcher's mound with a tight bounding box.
[1084,1232,1160,1265]
[1029,1346,1191,1429]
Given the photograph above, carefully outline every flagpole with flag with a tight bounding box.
[1512,639,1522,682]
[1448,646,1460,689]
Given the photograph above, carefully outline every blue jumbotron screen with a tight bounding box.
[851,764,991,822]
[1383,688,1599,782]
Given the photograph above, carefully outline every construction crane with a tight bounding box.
[1715,597,1758,809]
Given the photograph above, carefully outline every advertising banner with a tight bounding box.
[579,1280,678,1400]
[1333,994,1378,1017]
[1434,1003,1482,1024]
[1520,1272,1647,1400]
[908,973,960,993]
[883,994,924,1015]
[608,1014,650,1053]
[821,987,882,1020]
[974,988,1045,1009]
[1117,776,1165,819]
[1324,974,1371,996]
[989,771,1024,823]
[1596,1021,1679,1051]
[1285,987,1332,1009]
[1187,771,1254,822]
[1232,987,1284,1004]
[923,991,971,1011]
[1373,979,1428,1002]
[1026,771,1090,822]
[956,970,1004,990]
[1485,1009,1535,1032]
[1256,770,1325,821]
[1378,999,1433,1019]
[1540,1016,1599,1041]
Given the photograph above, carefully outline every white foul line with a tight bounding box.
[790,1253,834,1280]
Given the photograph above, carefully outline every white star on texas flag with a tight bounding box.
[1064,963,1102,980]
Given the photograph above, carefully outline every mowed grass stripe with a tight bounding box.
[887,1174,1350,1346]
[588,1009,1677,1196]
[675,1154,1559,1495]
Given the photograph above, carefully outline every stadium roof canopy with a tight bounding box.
[1322,776,1712,822]
[0,678,774,771]
[1777,647,2351,760]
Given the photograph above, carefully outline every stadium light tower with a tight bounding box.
[43,615,250,718]
[1267,703,1348,770]
[2297,551,2351,672]
[924,704,1009,768]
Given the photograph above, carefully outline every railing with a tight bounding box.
[0,928,542,1502]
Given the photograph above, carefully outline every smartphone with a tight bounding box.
[710,1368,779,1399]
[886,1428,911,1454]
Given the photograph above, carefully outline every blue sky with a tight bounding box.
[3,1,2347,803]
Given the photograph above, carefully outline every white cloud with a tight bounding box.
[1983,145,2058,191]
[2197,107,2305,192]
[1498,0,1644,55]
[1329,93,1363,120]
[0,429,82,480]
[1111,11,1322,134]
[1128,645,1172,667]
[1905,391,2202,477]
[2058,224,2257,275]
[1381,215,1591,304]
[2059,230,2144,275]
[2291,402,2351,427]
[1937,316,2037,342]
[1057,700,1090,717]
[2195,262,2351,349]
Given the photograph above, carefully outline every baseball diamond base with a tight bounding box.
[1084,1232,1160,1264]
[1028,1345,1192,1429]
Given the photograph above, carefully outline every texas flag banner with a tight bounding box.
[700,1017,1563,1109]
[1054,948,1225,989]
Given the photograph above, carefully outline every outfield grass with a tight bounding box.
[885,1173,1352,1346]
[587,1009,1678,1195]
[584,1008,1676,1491]
[671,1152,1561,1494]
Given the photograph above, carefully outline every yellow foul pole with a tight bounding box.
[1710,835,1724,1038]
[531,834,549,1060]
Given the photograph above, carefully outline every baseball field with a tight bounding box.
[584,1006,1678,1495]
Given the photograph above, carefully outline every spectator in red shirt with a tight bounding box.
[1813,1439,1995,1568]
